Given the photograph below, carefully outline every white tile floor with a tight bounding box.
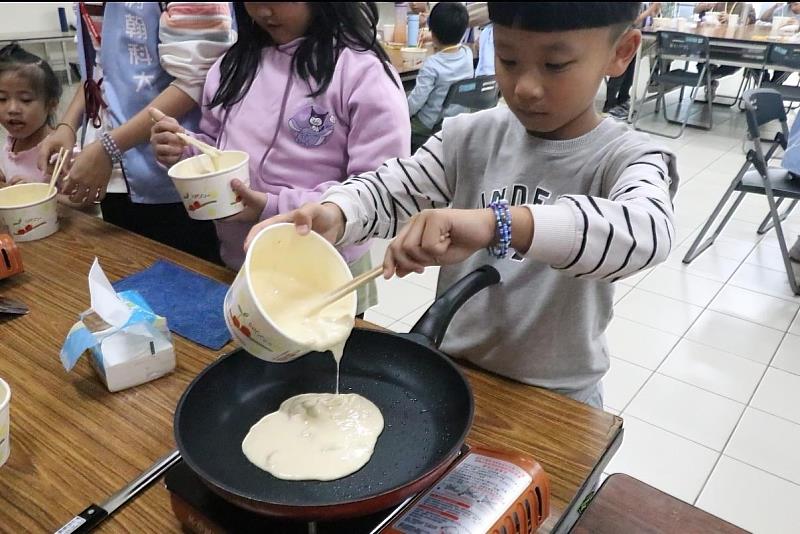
[365,84,800,532]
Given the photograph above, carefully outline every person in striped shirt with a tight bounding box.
[247,2,679,409]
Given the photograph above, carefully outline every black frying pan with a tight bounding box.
[174,266,500,521]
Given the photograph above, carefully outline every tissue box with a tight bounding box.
[63,290,176,392]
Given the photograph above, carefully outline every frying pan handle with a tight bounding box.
[409,265,500,348]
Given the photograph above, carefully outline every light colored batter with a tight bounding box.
[251,270,354,368]
[244,233,384,481]
[242,392,384,481]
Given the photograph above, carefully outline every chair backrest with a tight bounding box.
[439,75,499,122]
[743,88,789,138]
[743,89,791,174]
[767,42,800,71]
[657,31,710,61]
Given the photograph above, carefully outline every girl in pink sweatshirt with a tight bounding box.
[152,2,410,313]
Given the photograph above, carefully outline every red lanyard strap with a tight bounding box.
[84,78,106,129]
[79,2,102,47]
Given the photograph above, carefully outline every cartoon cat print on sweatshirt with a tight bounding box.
[288,105,336,147]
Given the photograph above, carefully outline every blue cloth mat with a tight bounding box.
[112,259,231,350]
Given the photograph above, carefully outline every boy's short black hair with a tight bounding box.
[428,2,469,46]
[488,2,641,34]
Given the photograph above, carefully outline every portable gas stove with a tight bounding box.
[0,234,23,280]
[165,446,550,534]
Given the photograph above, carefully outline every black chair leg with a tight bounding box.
[762,190,800,295]
[757,198,798,235]
[684,164,751,263]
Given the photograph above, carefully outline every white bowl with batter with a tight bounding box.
[224,223,357,363]
[168,150,250,221]
[0,183,58,242]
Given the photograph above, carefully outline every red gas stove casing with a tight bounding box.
[0,234,23,280]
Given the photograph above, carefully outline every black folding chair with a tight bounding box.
[412,75,500,152]
[761,43,800,109]
[633,31,715,138]
[434,75,499,126]
[683,89,800,294]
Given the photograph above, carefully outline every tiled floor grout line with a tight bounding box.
[748,404,800,428]
[614,229,763,507]
[613,232,753,416]
[617,412,721,455]
[718,454,800,490]
[620,96,800,522]
[692,324,793,506]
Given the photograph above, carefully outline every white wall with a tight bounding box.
[377,2,397,26]
[0,3,75,35]
[0,3,78,78]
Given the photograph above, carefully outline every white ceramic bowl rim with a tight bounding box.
[242,223,355,348]
[168,150,250,182]
[0,377,9,411]
[0,183,57,210]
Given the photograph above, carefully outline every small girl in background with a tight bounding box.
[0,44,70,200]
[152,2,410,314]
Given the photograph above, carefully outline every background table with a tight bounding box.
[570,473,747,533]
[630,23,800,121]
[0,208,621,533]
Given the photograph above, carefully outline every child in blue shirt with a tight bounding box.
[407,2,474,151]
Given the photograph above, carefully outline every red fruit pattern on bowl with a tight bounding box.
[15,221,47,236]
[231,306,253,339]
[187,199,217,212]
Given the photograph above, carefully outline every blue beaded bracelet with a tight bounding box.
[488,200,512,259]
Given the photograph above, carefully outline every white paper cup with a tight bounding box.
[727,14,739,27]
[383,24,395,43]
[224,223,356,363]
[168,150,250,221]
[773,16,792,32]
[400,47,428,69]
[0,183,58,242]
[0,378,10,468]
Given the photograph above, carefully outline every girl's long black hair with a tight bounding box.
[210,2,398,110]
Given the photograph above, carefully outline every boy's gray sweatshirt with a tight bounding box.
[323,107,679,397]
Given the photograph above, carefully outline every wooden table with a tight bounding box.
[570,473,747,534]
[0,209,622,533]
[384,44,432,77]
[384,42,480,91]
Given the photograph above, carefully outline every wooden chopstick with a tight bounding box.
[176,132,223,158]
[48,147,68,194]
[307,266,384,315]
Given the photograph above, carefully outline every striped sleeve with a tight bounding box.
[526,152,676,282]
[158,2,235,103]
[321,134,453,245]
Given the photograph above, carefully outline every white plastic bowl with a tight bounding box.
[0,183,58,242]
[223,223,356,363]
[168,150,250,221]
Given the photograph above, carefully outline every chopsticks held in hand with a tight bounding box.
[175,133,224,161]
[149,107,223,171]
[48,147,69,195]
[305,266,384,316]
